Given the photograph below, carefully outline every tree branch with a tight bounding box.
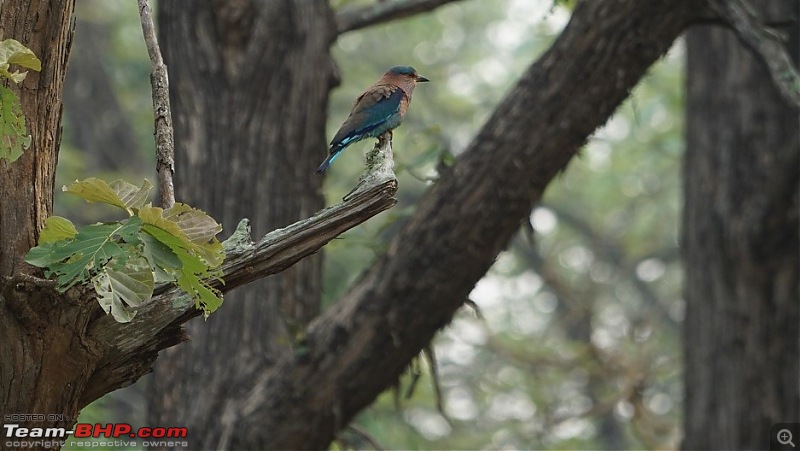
[138,0,176,208]
[711,0,800,107]
[336,0,466,34]
[227,0,702,448]
[81,138,398,405]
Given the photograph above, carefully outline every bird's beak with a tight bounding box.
[416,75,430,83]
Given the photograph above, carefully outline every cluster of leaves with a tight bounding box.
[0,39,41,162]
[25,178,225,322]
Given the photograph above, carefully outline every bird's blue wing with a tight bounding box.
[330,86,405,147]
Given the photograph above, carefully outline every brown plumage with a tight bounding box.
[316,65,429,174]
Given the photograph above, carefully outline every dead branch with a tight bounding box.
[138,0,176,208]
[82,137,398,404]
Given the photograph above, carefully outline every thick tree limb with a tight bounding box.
[336,0,465,34]
[711,0,800,107]
[138,0,176,208]
[219,0,703,448]
[82,139,398,404]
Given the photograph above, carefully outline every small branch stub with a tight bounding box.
[344,131,396,201]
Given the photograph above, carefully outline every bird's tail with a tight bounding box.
[315,145,343,174]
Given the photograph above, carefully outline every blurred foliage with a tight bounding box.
[58,0,684,449]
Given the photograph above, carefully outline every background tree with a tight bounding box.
[683,1,799,449]
[147,4,333,446]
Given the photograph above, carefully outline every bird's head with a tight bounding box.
[385,65,430,84]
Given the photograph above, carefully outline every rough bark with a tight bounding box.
[0,0,79,437]
[0,0,73,277]
[215,1,700,448]
[146,2,337,449]
[682,1,800,449]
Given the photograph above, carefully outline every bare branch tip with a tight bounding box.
[138,0,177,208]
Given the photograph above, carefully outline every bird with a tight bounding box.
[316,65,429,174]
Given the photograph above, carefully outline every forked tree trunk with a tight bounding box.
[147,2,337,449]
[682,1,800,449]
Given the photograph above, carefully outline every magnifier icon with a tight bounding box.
[778,429,796,447]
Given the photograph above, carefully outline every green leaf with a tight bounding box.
[142,223,223,317]
[140,231,180,283]
[139,203,224,267]
[138,205,184,237]
[0,85,31,162]
[111,179,153,211]
[63,178,152,214]
[163,203,222,244]
[25,216,143,291]
[0,39,41,83]
[164,203,224,266]
[39,216,78,244]
[0,39,42,70]
[93,256,154,323]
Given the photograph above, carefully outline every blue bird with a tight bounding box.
[316,65,429,174]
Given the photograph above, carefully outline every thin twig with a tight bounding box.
[711,0,800,107]
[403,357,422,399]
[336,0,466,34]
[138,0,176,208]
[423,346,452,427]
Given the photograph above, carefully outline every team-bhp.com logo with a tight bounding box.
[4,422,188,448]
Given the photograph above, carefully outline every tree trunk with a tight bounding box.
[0,0,81,436]
[0,0,73,277]
[147,2,336,449]
[682,1,800,449]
